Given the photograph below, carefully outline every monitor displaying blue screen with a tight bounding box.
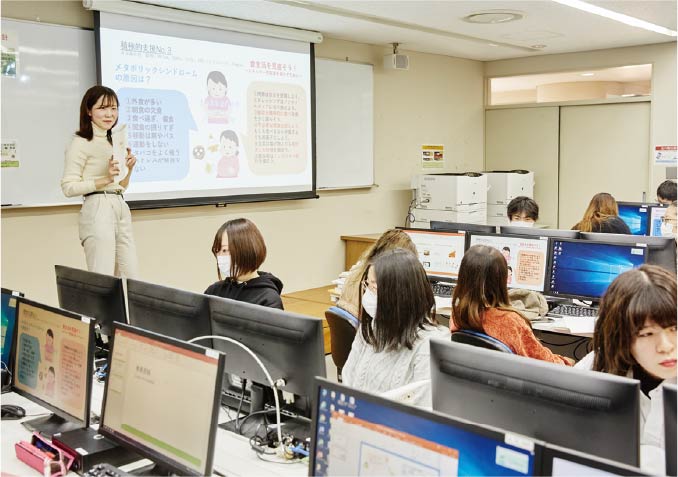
[312,379,539,477]
[617,203,651,236]
[548,240,647,299]
[1,289,21,366]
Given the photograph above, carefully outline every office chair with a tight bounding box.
[324,306,359,381]
[451,330,513,353]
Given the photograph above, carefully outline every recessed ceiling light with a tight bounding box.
[531,44,547,49]
[621,94,637,97]
[552,0,677,37]
[488,43,499,47]
[463,11,524,24]
[580,72,595,76]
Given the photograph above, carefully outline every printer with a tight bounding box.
[485,170,535,226]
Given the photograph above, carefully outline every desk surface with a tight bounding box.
[339,233,382,243]
[283,285,335,306]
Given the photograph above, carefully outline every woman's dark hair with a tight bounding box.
[46,329,54,338]
[507,196,539,221]
[207,71,227,87]
[358,248,435,352]
[592,264,677,376]
[572,192,619,232]
[211,218,266,280]
[76,85,119,144]
[220,130,239,153]
[452,245,527,332]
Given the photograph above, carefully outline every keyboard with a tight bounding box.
[84,463,131,477]
[548,304,598,318]
[431,282,454,297]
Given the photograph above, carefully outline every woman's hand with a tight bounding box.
[94,156,119,189]
[119,148,135,189]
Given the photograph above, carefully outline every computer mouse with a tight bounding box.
[1,404,26,420]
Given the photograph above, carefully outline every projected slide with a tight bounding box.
[405,231,466,278]
[99,23,313,202]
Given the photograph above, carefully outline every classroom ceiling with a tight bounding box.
[136,0,677,61]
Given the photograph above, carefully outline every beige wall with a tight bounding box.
[485,42,677,195]
[0,2,485,305]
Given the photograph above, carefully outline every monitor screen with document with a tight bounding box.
[402,228,466,282]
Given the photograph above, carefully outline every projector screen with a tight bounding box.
[95,12,316,208]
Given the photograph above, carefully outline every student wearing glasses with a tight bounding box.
[342,249,450,408]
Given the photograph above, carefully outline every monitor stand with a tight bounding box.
[129,463,173,476]
[22,413,83,438]
[219,382,266,438]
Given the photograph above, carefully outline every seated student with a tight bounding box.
[571,192,631,234]
[660,200,677,238]
[451,245,572,365]
[204,218,283,309]
[342,249,450,407]
[657,179,677,205]
[506,196,539,226]
[336,229,416,318]
[575,265,676,474]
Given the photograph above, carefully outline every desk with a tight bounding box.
[282,285,335,355]
[340,233,381,270]
[532,323,593,362]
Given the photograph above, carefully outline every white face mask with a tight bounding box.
[510,220,535,228]
[362,288,378,318]
[217,255,231,278]
[660,222,675,237]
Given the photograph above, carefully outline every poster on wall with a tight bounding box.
[1,31,18,78]
[654,145,677,165]
[422,144,444,169]
[1,140,19,168]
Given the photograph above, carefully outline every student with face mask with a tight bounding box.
[506,196,539,227]
[660,201,677,238]
[204,218,283,309]
[342,249,450,408]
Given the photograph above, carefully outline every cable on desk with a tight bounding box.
[234,378,247,433]
[573,337,593,361]
[538,337,582,347]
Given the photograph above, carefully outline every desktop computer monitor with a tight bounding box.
[430,220,497,234]
[664,384,677,477]
[648,205,669,237]
[310,377,543,477]
[499,225,580,240]
[430,340,640,466]
[547,238,648,300]
[208,295,326,420]
[401,228,467,282]
[540,444,649,476]
[55,265,126,337]
[11,298,95,436]
[1,288,23,372]
[617,201,655,236]
[126,279,212,345]
[99,323,225,476]
[468,232,549,292]
[579,232,676,274]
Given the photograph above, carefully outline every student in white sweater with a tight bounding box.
[61,86,138,277]
[342,248,450,408]
[574,265,676,474]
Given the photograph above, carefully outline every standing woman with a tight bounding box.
[61,86,138,277]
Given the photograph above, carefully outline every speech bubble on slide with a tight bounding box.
[17,333,40,388]
[117,88,196,182]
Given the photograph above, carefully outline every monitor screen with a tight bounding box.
[402,229,466,281]
[547,239,648,300]
[12,298,94,435]
[430,340,640,466]
[469,233,549,292]
[540,444,649,476]
[1,288,22,368]
[579,232,676,274]
[99,323,224,476]
[648,205,668,237]
[310,377,541,477]
[55,265,126,337]
[617,202,653,236]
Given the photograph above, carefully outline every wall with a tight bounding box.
[484,42,677,195]
[0,1,485,305]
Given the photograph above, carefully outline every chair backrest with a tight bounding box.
[324,306,359,372]
[451,329,513,353]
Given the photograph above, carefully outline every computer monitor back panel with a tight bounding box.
[617,202,655,236]
[12,298,94,427]
[209,296,326,401]
[499,226,580,240]
[579,232,676,274]
[468,233,549,292]
[126,279,212,344]
[648,205,668,237]
[99,324,225,477]
[430,340,640,466]
[310,377,541,477]
[1,288,23,367]
[55,265,126,337]
[401,228,466,282]
[547,238,648,300]
[430,221,497,234]
[664,384,677,477]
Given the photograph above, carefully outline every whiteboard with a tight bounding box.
[315,59,374,189]
[0,20,374,206]
[1,19,96,207]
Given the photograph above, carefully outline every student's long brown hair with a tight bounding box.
[452,245,528,332]
[211,218,266,280]
[358,248,436,352]
[76,85,119,144]
[592,265,677,376]
[352,229,417,287]
[572,192,619,232]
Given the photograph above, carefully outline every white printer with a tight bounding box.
[485,170,535,226]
